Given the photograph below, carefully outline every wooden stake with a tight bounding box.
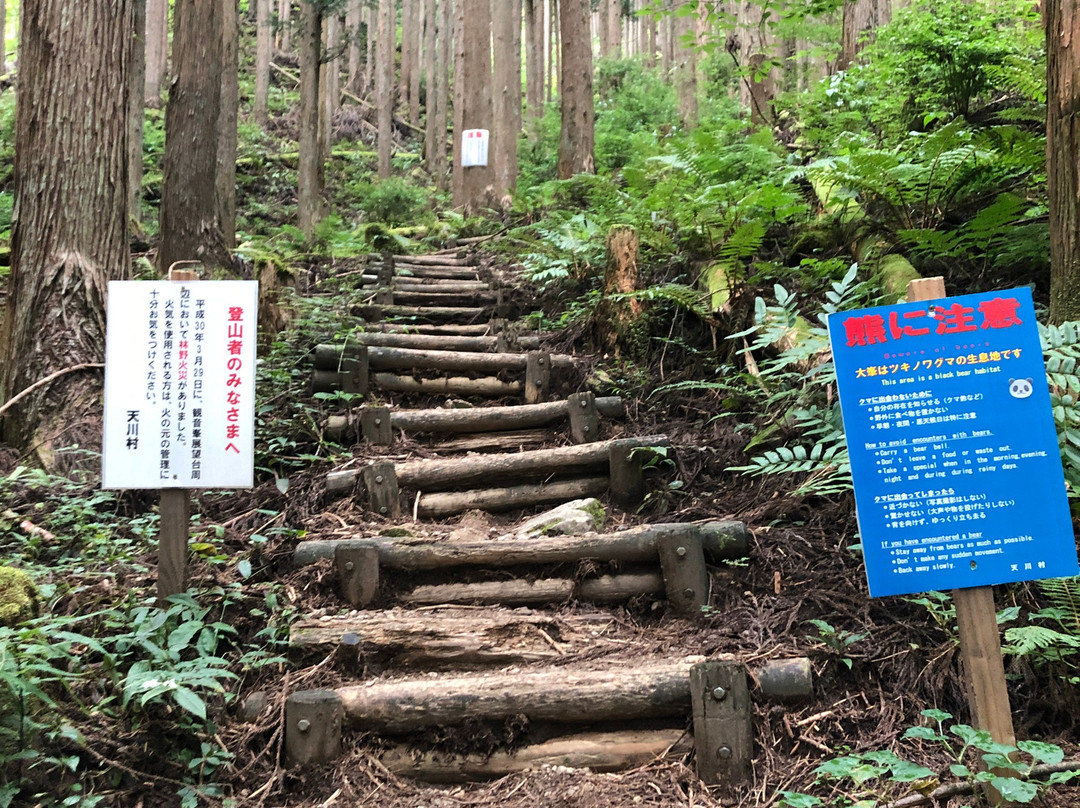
[906,276,1015,748]
[335,542,379,607]
[361,405,393,445]
[609,442,646,510]
[691,660,752,786]
[525,351,551,404]
[657,532,710,615]
[284,690,344,765]
[568,391,600,443]
[363,461,401,518]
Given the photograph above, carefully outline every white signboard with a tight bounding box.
[103,281,258,489]
[462,128,490,167]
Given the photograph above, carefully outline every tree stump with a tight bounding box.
[596,225,647,358]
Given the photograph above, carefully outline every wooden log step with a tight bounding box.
[289,607,620,665]
[354,304,493,323]
[357,278,493,293]
[372,323,495,336]
[381,253,474,267]
[335,656,706,732]
[395,434,669,489]
[400,571,664,605]
[365,290,500,307]
[325,435,668,494]
[293,521,749,569]
[313,345,575,374]
[427,429,551,452]
[378,728,692,782]
[375,263,483,280]
[320,333,540,352]
[372,372,523,398]
[416,477,610,518]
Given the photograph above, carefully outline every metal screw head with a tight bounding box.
[375,475,384,484]
[344,561,355,572]
[374,418,382,426]
[538,357,545,365]
[580,399,588,407]
[711,686,728,702]
[676,546,687,558]
[379,506,387,514]
[297,719,312,733]
[717,746,732,760]
[583,426,590,433]
[683,587,695,598]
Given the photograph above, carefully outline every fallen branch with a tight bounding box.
[0,363,105,419]
[884,759,1080,808]
[1,509,56,543]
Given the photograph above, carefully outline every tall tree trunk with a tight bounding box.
[492,0,519,203]
[453,0,495,210]
[218,0,239,250]
[298,0,324,236]
[410,0,423,125]
[434,0,451,189]
[364,2,375,94]
[423,0,437,166]
[129,0,146,220]
[0,0,5,75]
[606,0,621,59]
[278,0,292,52]
[159,0,229,273]
[524,0,542,121]
[597,9,609,57]
[145,0,168,105]
[1,0,134,468]
[736,0,775,124]
[377,0,395,178]
[557,0,594,178]
[1047,0,1080,322]
[661,2,673,80]
[644,0,657,67]
[838,0,890,70]
[322,11,341,167]
[549,0,559,104]
[255,0,272,123]
[346,0,362,94]
[401,0,415,120]
[674,1,697,126]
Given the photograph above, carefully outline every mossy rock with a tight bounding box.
[0,567,39,626]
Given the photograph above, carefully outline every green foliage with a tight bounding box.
[0,567,37,627]
[353,176,430,226]
[779,710,1076,808]
[1040,321,1080,496]
[593,57,680,174]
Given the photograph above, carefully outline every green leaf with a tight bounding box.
[778,792,822,808]
[988,776,1038,803]
[950,763,972,777]
[1017,740,1065,765]
[890,760,936,782]
[238,559,252,579]
[171,686,207,721]
[905,726,946,742]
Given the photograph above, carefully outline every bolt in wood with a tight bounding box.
[361,405,393,445]
[335,542,379,607]
[363,461,400,518]
[691,660,752,787]
[658,532,709,615]
[524,351,551,404]
[341,345,370,396]
[285,690,344,765]
[568,392,599,443]
[377,253,394,285]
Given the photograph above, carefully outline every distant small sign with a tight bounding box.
[461,128,489,167]
[828,286,1078,597]
[102,281,258,490]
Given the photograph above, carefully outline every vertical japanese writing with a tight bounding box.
[159,295,176,480]
[126,410,139,450]
[225,306,245,454]
[146,289,159,402]
[177,288,190,449]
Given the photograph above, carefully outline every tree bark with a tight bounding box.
[321,10,341,166]
[596,225,646,357]
[400,0,414,118]
[423,0,437,166]
[255,0,272,123]
[377,0,395,178]
[159,0,231,274]
[736,0,776,125]
[145,0,168,106]
[129,0,146,218]
[606,0,621,58]
[524,0,542,122]
[557,0,595,177]
[0,0,133,468]
[410,0,423,126]
[0,0,5,75]
[453,0,495,210]
[218,0,239,249]
[492,0,519,203]
[278,0,292,52]
[1047,0,1080,322]
[661,1,673,79]
[674,1,697,127]
[346,0,362,94]
[364,2,375,95]
[298,0,324,237]
[433,0,452,188]
[838,0,890,70]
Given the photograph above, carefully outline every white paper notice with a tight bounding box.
[462,128,490,167]
[102,281,259,489]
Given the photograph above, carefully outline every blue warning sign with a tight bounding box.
[828,286,1078,597]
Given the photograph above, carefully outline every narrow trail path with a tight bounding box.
[275,246,812,796]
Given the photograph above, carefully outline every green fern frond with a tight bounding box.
[1002,625,1080,657]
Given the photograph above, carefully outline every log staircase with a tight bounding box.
[280,248,812,791]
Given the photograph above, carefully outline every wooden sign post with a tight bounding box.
[907,276,1015,748]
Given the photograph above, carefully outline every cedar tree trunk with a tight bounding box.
[1047,0,1080,322]
[0,0,134,468]
[452,0,495,210]
[557,0,594,178]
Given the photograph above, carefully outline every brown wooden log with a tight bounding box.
[384,253,474,266]
[380,264,483,279]
[372,322,495,335]
[325,332,540,351]
[361,346,574,373]
[395,434,669,489]
[400,571,664,606]
[378,728,692,782]
[430,429,550,452]
[416,476,610,517]
[354,304,494,322]
[289,607,619,666]
[372,289,500,307]
[285,690,344,764]
[372,372,523,397]
[292,520,750,568]
[335,656,705,732]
